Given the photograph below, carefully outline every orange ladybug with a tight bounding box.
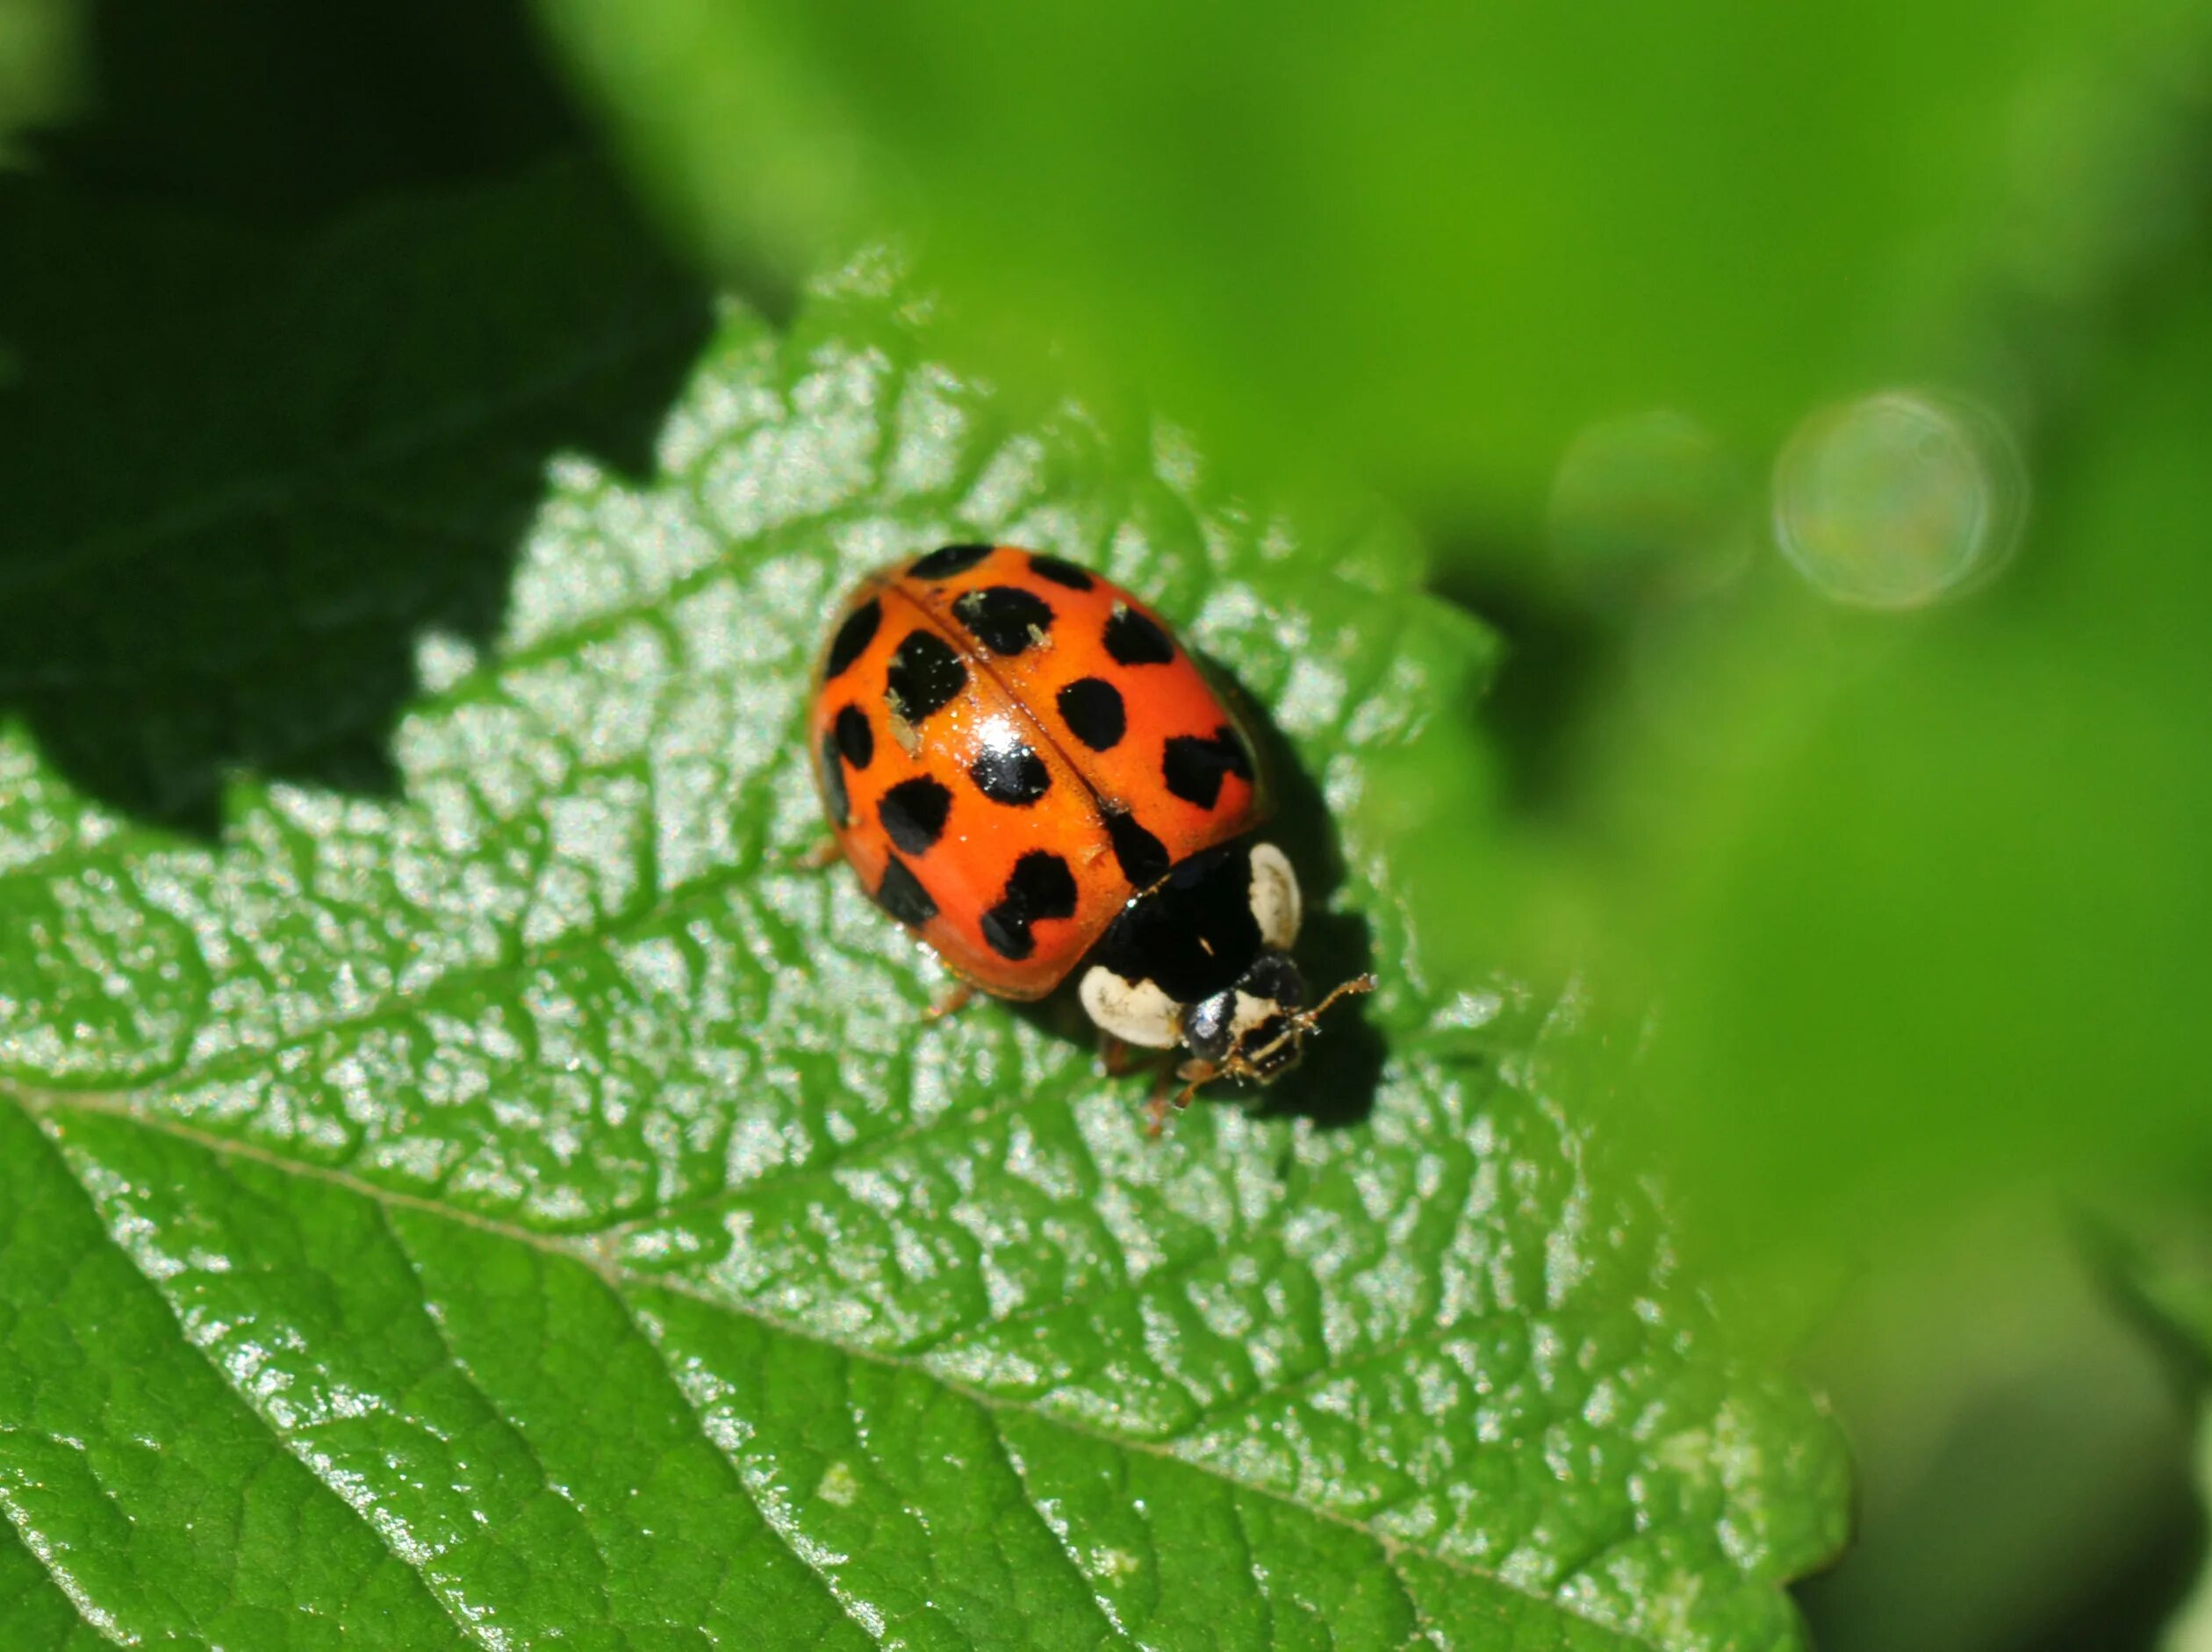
[809,543,1370,1124]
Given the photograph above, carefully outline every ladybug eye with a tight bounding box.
[1181,992,1238,1064]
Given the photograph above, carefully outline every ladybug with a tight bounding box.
[808,542,1371,1127]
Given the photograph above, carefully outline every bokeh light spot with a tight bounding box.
[1548,409,1753,608]
[1772,389,2026,609]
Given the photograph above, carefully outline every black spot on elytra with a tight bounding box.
[910,542,994,580]
[824,599,881,680]
[1161,724,1255,809]
[817,731,851,825]
[980,851,1078,960]
[879,776,952,854]
[1028,554,1095,592]
[1105,810,1170,889]
[1056,677,1125,751]
[953,585,1056,657]
[833,704,873,770]
[875,857,938,928]
[1102,604,1174,667]
[885,630,967,724]
[970,743,1051,806]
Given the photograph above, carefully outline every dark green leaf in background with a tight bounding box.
[0,165,1846,1647]
[32,0,579,224]
[0,0,81,164]
[530,0,2200,536]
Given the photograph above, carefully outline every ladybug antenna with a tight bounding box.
[1290,972,1378,1036]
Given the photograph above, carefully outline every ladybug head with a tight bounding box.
[1074,838,1376,1131]
[1175,951,1375,1090]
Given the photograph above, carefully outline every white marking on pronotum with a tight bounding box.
[1246,842,1301,951]
[1079,966,1179,1048]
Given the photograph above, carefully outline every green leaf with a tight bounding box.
[0,169,1844,1648]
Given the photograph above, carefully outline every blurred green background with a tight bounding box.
[5,0,2209,1644]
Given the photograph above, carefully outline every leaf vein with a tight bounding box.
[980,1408,1138,1649]
[599,1279,891,1648]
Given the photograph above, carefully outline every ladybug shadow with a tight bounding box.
[1225,672,1387,1133]
[1006,653,1386,1134]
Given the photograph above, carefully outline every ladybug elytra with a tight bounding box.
[808,543,1371,1126]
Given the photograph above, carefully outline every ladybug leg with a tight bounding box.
[1146,1061,1214,1138]
[1102,1038,1184,1137]
[1144,1067,1178,1138]
[1099,1034,1142,1078]
[795,838,844,872]
[923,981,975,1023]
